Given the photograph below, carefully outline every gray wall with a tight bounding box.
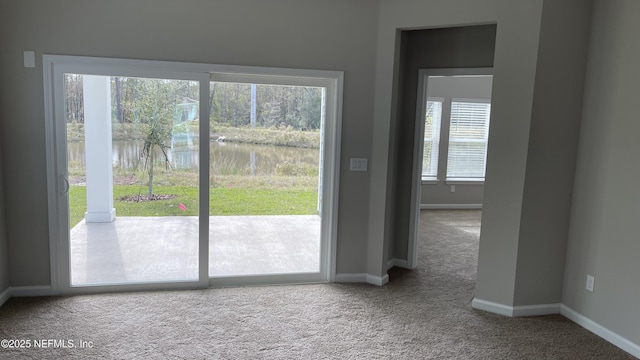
[511,0,592,306]
[389,25,496,262]
[372,0,546,287]
[563,0,640,345]
[421,76,493,206]
[471,0,546,306]
[373,0,590,308]
[0,139,9,293]
[0,0,378,285]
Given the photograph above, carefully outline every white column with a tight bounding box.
[83,75,116,223]
[317,88,326,213]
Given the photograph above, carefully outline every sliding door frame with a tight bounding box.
[207,72,341,287]
[44,57,210,294]
[44,55,343,294]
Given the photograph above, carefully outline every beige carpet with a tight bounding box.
[0,210,634,359]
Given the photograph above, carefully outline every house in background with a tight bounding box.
[0,0,638,357]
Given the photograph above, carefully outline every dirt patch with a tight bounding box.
[114,174,138,185]
[69,176,86,185]
[118,194,177,202]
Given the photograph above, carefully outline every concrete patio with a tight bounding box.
[70,215,321,286]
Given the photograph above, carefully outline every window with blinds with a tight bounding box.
[422,100,442,180]
[446,100,491,180]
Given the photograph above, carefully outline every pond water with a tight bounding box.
[67,140,320,176]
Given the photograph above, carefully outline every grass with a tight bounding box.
[69,184,318,228]
[210,188,317,215]
[66,122,321,226]
[212,124,320,148]
[67,122,320,148]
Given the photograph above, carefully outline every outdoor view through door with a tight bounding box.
[66,74,201,286]
[208,82,323,277]
[45,56,340,292]
[63,72,325,286]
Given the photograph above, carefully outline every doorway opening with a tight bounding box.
[409,69,493,268]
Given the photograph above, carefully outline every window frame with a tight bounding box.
[421,97,444,183]
[445,97,492,182]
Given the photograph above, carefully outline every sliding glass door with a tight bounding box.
[44,56,341,292]
[46,58,210,292]
[207,79,325,283]
[64,74,202,286]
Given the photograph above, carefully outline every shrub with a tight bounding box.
[275,161,319,177]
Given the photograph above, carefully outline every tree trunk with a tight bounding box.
[251,84,257,128]
[115,77,123,123]
[148,151,154,197]
[233,85,239,126]
[209,82,217,124]
[221,87,227,124]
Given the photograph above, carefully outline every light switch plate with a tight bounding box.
[24,51,35,68]
[350,158,368,172]
[586,275,595,292]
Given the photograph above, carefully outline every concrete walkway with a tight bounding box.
[70,215,320,286]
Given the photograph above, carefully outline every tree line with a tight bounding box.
[64,74,323,131]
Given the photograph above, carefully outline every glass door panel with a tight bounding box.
[65,74,200,286]
[207,81,323,278]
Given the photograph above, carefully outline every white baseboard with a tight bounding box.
[335,273,366,283]
[561,305,640,359]
[335,273,389,286]
[421,204,483,210]
[512,303,561,317]
[366,273,389,286]
[10,285,53,297]
[0,287,11,307]
[473,299,640,357]
[472,297,515,317]
[386,258,409,270]
[0,286,54,308]
[472,297,560,317]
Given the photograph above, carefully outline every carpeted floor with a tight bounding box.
[0,210,634,359]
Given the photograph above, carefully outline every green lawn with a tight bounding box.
[69,185,318,227]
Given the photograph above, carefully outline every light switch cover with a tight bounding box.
[24,51,35,68]
[350,158,368,172]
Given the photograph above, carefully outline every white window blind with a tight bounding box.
[446,100,491,180]
[422,100,442,179]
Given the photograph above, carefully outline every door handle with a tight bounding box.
[59,174,70,194]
